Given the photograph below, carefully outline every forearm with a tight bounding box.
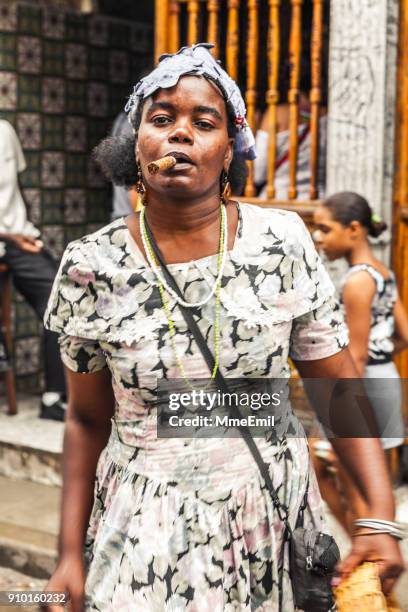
[58,416,111,558]
[330,437,395,519]
[325,356,394,518]
[296,350,395,519]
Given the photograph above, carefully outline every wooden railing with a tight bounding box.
[154,0,326,208]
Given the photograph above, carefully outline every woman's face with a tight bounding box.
[313,206,353,260]
[136,76,234,199]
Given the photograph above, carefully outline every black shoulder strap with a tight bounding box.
[144,217,293,532]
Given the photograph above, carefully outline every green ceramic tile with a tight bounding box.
[66,153,86,187]
[109,87,129,117]
[130,54,149,81]
[15,302,40,336]
[89,47,108,81]
[43,40,64,75]
[65,225,87,243]
[18,4,41,36]
[66,80,86,114]
[86,189,110,222]
[16,374,41,394]
[88,117,109,147]
[66,14,87,43]
[42,189,64,223]
[42,115,64,149]
[0,111,16,125]
[109,23,129,49]
[19,151,41,187]
[0,33,16,70]
[18,74,41,111]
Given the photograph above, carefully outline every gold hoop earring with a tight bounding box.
[136,161,147,206]
[221,171,232,205]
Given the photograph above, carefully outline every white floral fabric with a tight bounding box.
[44,203,348,611]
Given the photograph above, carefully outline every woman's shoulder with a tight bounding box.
[67,217,128,252]
[238,202,311,241]
[234,203,335,316]
[44,216,157,342]
[238,201,302,220]
[60,217,132,273]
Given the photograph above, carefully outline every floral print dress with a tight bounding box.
[44,203,348,611]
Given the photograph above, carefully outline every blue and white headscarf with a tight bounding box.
[124,43,256,161]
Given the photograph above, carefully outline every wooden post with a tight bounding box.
[187,1,200,46]
[226,0,240,81]
[393,0,408,378]
[155,0,169,62]
[327,0,398,243]
[207,0,220,57]
[288,0,303,200]
[169,1,180,54]
[245,0,259,197]
[309,0,323,199]
[266,0,281,199]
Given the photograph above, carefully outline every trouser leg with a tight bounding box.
[1,244,66,394]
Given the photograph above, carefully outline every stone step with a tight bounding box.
[0,396,63,486]
[0,567,46,612]
[0,476,59,579]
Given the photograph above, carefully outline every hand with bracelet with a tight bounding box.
[299,358,405,595]
[336,518,406,594]
[336,525,404,595]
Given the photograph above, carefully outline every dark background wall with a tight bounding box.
[0,0,153,392]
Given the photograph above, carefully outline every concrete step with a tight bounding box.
[0,476,59,579]
[0,396,63,486]
[0,567,46,612]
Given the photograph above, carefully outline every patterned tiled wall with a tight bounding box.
[0,1,152,393]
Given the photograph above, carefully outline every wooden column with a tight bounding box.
[266,0,280,199]
[207,0,220,57]
[155,0,169,61]
[226,0,240,81]
[288,0,303,201]
[309,0,323,200]
[244,0,259,197]
[326,0,399,262]
[169,1,180,54]
[393,0,408,378]
[187,1,200,46]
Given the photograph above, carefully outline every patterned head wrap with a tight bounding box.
[124,43,256,160]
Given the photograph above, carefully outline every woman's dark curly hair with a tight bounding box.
[93,96,248,196]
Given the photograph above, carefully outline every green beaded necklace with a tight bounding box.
[141,204,226,388]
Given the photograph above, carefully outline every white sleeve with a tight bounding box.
[8,122,26,173]
[253,130,269,186]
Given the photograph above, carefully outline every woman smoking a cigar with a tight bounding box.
[42,44,403,611]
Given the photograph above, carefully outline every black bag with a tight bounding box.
[144,218,340,611]
[290,527,339,611]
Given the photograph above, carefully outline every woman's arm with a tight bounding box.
[294,348,403,591]
[342,272,376,376]
[392,295,408,355]
[295,348,392,515]
[58,366,115,557]
[43,366,114,611]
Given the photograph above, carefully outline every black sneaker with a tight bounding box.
[40,396,67,421]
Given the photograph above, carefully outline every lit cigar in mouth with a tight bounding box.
[147,155,177,175]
